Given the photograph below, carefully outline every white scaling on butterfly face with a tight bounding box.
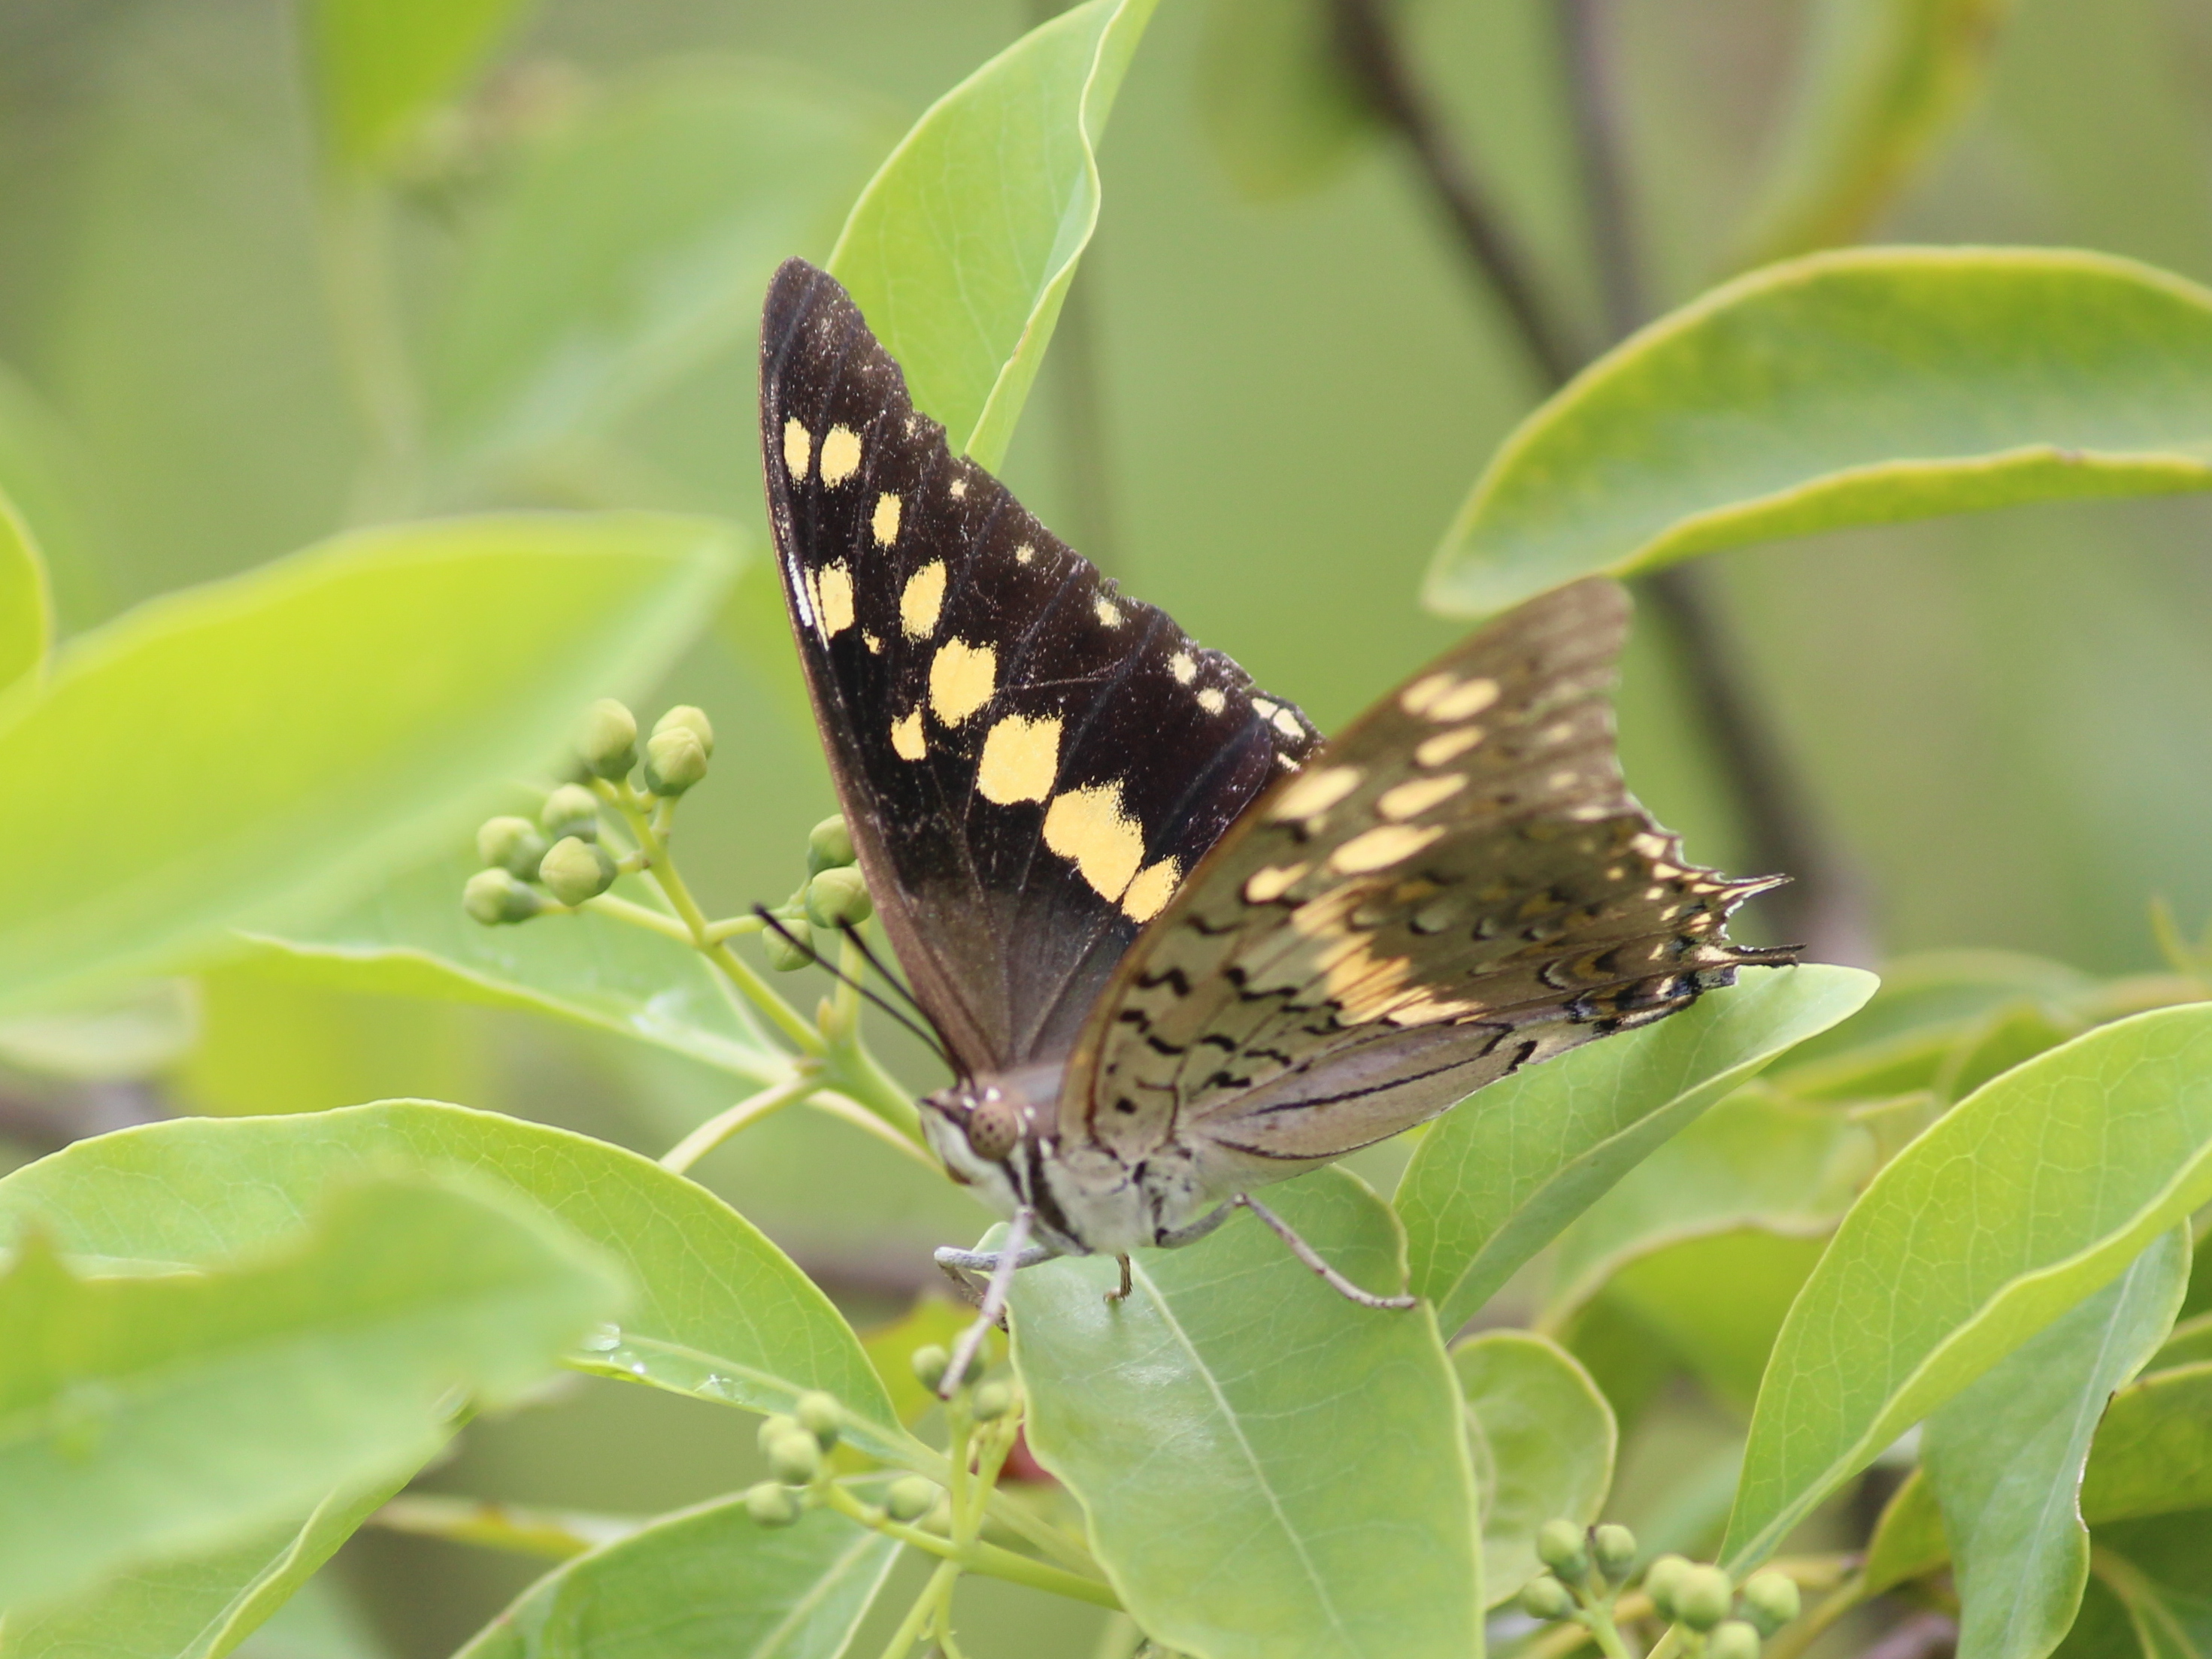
[820,424,862,486]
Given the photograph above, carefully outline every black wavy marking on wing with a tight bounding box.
[1066,577,1795,1167]
[758,259,1319,1079]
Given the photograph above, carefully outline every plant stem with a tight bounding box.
[580,892,697,944]
[661,1076,819,1173]
[1579,1594,1644,1659]
[820,1486,1121,1608]
[1758,1573,1867,1659]
[879,1558,963,1659]
[1330,0,1583,387]
[367,1494,641,1559]
[1554,0,1644,342]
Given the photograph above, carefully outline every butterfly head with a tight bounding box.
[919,1072,1052,1203]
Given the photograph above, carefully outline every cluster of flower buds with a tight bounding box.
[762,815,872,970]
[744,1390,850,1527]
[1517,1522,1800,1658]
[462,699,715,927]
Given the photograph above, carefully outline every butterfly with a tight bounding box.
[759,259,1792,1378]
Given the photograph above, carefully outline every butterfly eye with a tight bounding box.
[963,1097,1024,1163]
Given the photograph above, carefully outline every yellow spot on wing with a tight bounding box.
[815,562,855,636]
[1329,823,1444,873]
[873,492,903,546]
[1197,688,1227,715]
[782,419,811,480]
[1271,706,1304,740]
[1169,652,1196,684]
[1416,726,1484,767]
[1431,677,1500,721]
[976,714,1062,804]
[1378,773,1468,820]
[1242,862,1310,904]
[1270,764,1362,822]
[1095,597,1125,628]
[901,561,946,638]
[820,425,862,485]
[891,709,926,760]
[1400,672,1458,716]
[950,477,968,499]
[1123,857,1181,923]
[929,638,997,725]
[1043,783,1144,901]
[1015,543,1035,565]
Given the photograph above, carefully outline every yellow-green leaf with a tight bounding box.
[303,0,532,170]
[0,488,50,693]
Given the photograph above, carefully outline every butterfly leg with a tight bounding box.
[1235,1194,1417,1311]
[939,1208,1037,1397]
[1106,1255,1134,1302]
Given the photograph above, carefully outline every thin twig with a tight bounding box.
[1853,1612,1956,1659]
[1331,0,1583,386]
[1555,0,1645,341]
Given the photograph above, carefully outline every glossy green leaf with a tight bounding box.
[1544,1088,1874,1321]
[2148,1313,2212,1373]
[1195,0,1373,200]
[1935,1000,2089,1104]
[0,1176,623,1614]
[0,488,49,692]
[452,1495,899,1659]
[1732,0,2018,266]
[1723,1005,2212,1572]
[2080,1362,2212,1524]
[238,850,788,1085]
[0,979,199,1082]
[1925,1229,2189,1659]
[0,1101,914,1463]
[2080,1516,2212,1659]
[304,0,532,169]
[0,362,102,636]
[1863,1471,1950,1597]
[1604,1231,1831,1414]
[0,1473,407,1659]
[1011,1169,1482,1659]
[432,65,888,467]
[1427,250,2212,619]
[1454,1331,1617,1607]
[826,0,1159,471]
[1398,965,1874,1334]
[0,513,735,1019]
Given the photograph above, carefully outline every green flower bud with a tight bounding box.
[577,698,638,780]
[538,835,616,906]
[808,815,856,873]
[795,1391,843,1450]
[756,1413,800,1454]
[763,923,815,971]
[911,1345,950,1391]
[1519,1576,1574,1621]
[744,1481,800,1527]
[971,1379,1014,1422]
[885,1476,939,1523]
[464,867,544,926]
[1709,1621,1762,1659]
[1537,1518,1591,1584]
[1592,1523,1638,1582]
[768,1427,822,1486]
[653,704,715,757]
[644,725,708,795]
[1644,1555,1693,1621]
[540,783,601,842]
[805,865,874,929]
[1738,1571,1801,1636]
[1674,1565,1735,1633]
[476,816,549,877]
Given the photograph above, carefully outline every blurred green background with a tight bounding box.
[2,0,2209,1650]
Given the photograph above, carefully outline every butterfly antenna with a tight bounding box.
[750,907,951,1067]
[833,919,929,1021]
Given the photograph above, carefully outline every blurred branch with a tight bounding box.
[0,1079,164,1157]
[1330,0,1583,387]
[1855,1613,1956,1659]
[1555,0,1644,342]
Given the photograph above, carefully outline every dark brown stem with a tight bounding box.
[1555,0,1644,342]
[1331,0,1584,388]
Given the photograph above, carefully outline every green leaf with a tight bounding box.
[1602,1230,1832,1415]
[1723,1005,2212,1572]
[1863,1472,1950,1597]
[1426,250,2212,619]
[0,1473,406,1659]
[1398,965,1875,1334]
[1543,1088,1874,1322]
[237,849,788,1085]
[451,1494,899,1659]
[0,488,50,693]
[826,0,1159,472]
[432,64,889,468]
[2080,1517,2212,1659]
[303,0,533,170]
[1011,1169,1482,1659]
[1925,1229,2190,1659]
[1195,0,1373,200]
[0,1101,915,1463]
[1453,1331,1617,1608]
[0,513,735,1019]
[1732,0,2018,267]
[2148,1313,2212,1373]
[0,979,200,1082]
[2080,1362,2212,1525]
[0,1175,623,1614]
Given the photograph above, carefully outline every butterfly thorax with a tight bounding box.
[921,1072,1214,1256]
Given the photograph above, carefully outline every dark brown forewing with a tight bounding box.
[758,260,1320,1078]
[1065,578,1792,1169]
